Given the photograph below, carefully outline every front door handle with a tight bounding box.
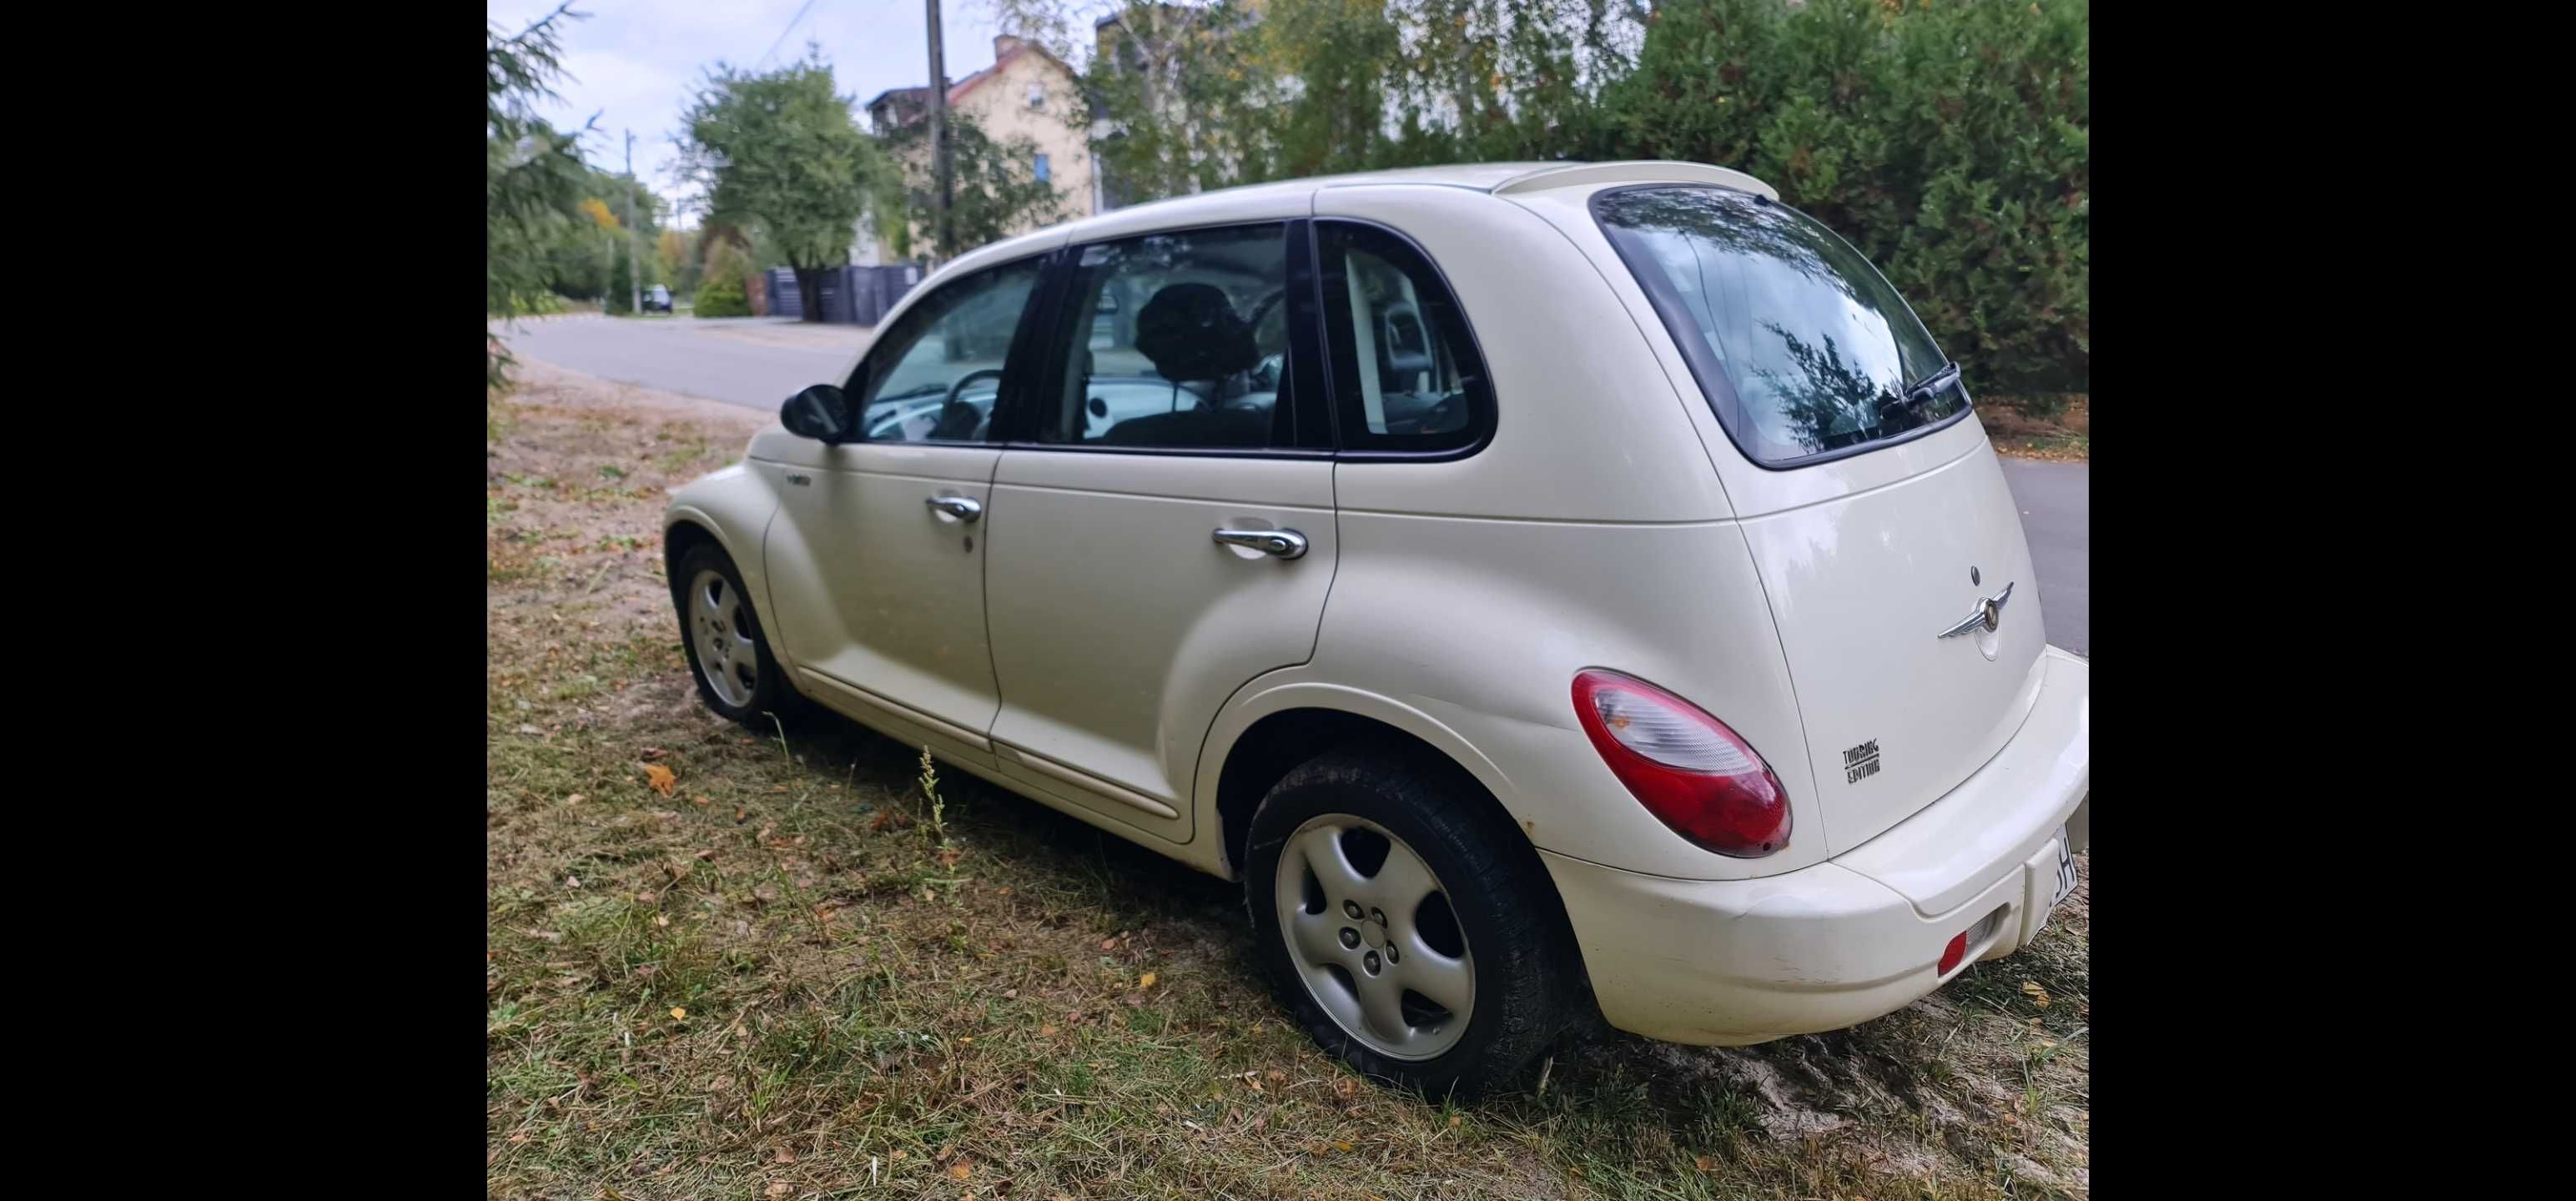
[925,495,983,523]
[1212,528,1308,560]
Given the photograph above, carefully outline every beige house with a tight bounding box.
[858,35,1095,264]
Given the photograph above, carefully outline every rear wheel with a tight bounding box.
[1245,746,1584,1098]
[672,543,808,728]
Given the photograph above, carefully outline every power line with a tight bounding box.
[757,0,823,68]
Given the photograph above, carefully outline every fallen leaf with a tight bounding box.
[654,915,670,927]
[509,1132,531,1144]
[950,1163,973,1180]
[935,848,963,868]
[1333,1140,1355,1153]
[693,795,712,807]
[695,849,717,861]
[735,807,749,823]
[1269,1069,1288,1083]
[670,1008,687,1021]
[1138,972,1158,989]
[774,1147,797,1163]
[1003,988,1019,1000]
[2021,980,2051,1008]
[1695,1154,1714,1172]
[566,793,587,804]
[1100,937,1118,951]
[889,1150,907,1160]
[1450,1114,1463,1128]
[642,764,677,796]
[1039,1024,1058,1037]
[764,1184,789,1198]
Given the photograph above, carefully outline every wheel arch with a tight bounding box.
[1200,685,1527,882]
[662,464,786,655]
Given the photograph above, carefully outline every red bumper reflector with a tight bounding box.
[1938,931,1969,976]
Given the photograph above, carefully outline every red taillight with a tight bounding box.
[1571,669,1790,857]
[1938,931,1968,975]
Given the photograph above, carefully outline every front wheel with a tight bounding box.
[1245,746,1586,1098]
[672,543,808,728]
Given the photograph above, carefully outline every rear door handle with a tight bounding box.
[925,495,983,523]
[1212,528,1308,560]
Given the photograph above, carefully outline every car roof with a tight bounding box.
[928,159,1779,294]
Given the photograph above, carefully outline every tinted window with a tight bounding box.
[1039,224,1295,450]
[852,257,1043,443]
[1593,186,1963,466]
[1317,222,1489,454]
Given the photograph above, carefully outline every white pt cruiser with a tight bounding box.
[664,161,2090,1098]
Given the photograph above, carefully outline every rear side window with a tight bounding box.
[1316,222,1491,455]
[1593,186,1965,467]
[1036,224,1299,450]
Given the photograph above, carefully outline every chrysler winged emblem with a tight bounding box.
[1937,580,2015,639]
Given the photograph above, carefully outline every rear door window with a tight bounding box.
[1032,224,1302,450]
[1592,186,1965,467]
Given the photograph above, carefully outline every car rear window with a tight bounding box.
[1592,186,1965,467]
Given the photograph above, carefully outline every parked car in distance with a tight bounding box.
[663,160,2090,1098]
[641,284,672,314]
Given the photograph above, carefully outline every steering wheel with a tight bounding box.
[946,368,1006,410]
[933,369,1007,440]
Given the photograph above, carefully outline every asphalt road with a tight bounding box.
[1995,458,2087,655]
[496,316,866,410]
[502,316,2088,653]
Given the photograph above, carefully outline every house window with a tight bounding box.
[1034,152,1050,183]
[1027,81,1044,109]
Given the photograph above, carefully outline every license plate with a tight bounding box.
[2032,827,2078,935]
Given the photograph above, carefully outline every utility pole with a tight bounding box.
[623,129,643,314]
[924,0,953,264]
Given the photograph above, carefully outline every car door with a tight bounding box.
[760,254,1049,762]
[979,221,1338,842]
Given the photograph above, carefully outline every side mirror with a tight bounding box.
[782,384,855,444]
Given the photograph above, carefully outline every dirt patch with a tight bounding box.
[1982,395,2089,461]
[487,371,2090,1198]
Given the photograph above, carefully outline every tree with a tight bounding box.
[987,0,2086,396]
[676,49,881,323]
[871,112,1067,259]
[606,242,638,314]
[657,228,697,296]
[487,3,596,387]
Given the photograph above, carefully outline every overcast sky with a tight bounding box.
[488,1,1022,225]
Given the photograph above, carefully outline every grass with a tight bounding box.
[489,372,2090,1198]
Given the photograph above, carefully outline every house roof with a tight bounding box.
[863,42,1077,124]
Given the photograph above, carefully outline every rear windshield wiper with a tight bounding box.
[1903,361,1961,407]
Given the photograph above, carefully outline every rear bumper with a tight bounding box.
[1544,646,2089,1046]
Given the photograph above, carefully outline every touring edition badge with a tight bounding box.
[1843,739,1881,784]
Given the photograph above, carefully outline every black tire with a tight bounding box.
[671,543,810,729]
[1245,745,1586,1099]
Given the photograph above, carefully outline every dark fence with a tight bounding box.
[761,264,922,325]
[762,269,802,320]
